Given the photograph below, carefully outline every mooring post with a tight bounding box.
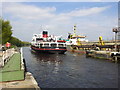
[115,56,118,63]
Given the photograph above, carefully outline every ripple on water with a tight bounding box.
[23,47,118,88]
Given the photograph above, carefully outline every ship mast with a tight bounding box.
[73,24,76,36]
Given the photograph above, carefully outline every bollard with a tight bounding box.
[115,56,118,63]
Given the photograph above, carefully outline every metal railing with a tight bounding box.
[0,48,15,67]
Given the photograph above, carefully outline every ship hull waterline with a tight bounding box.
[31,46,67,54]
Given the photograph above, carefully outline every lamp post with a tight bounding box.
[118,27,120,40]
[112,27,119,52]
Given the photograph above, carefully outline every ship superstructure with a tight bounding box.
[31,31,67,54]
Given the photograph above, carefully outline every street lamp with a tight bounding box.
[112,27,119,52]
[118,27,120,40]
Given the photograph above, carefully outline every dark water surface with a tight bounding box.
[23,47,118,88]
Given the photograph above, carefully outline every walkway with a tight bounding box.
[0,52,24,82]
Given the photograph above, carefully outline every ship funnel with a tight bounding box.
[42,31,48,38]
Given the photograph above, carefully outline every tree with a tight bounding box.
[0,18,12,44]
[0,18,30,47]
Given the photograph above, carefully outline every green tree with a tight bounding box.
[0,18,12,44]
[0,18,30,47]
[9,36,22,47]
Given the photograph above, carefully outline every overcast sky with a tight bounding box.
[2,1,118,42]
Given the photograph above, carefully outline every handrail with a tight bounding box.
[0,48,15,67]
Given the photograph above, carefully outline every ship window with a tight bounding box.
[44,44,49,47]
[58,44,64,47]
[36,38,43,41]
[51,44,57,47]
[35,44,39,47]
[64,44,66,47]
[40,44,43,47]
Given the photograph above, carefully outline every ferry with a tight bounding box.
[31,31,67,54]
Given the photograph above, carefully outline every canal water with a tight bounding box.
[23,47,118,88]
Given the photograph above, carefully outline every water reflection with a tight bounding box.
[53,62,59,74]
[31,51,63,62]
[30,50,63,74]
